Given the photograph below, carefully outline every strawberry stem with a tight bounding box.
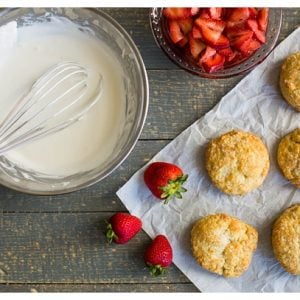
[160,174,188,204]
[105,222,118,244]
[147,264,166,276]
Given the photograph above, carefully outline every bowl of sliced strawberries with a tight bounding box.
[150,7,282,78]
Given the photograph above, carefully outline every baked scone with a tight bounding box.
[191,213,258,277]
[272,204,300,275]
[279,52,300,111]
[205,130,270,195]
[277,128,300,187]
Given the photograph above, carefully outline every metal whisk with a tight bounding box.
[0,62,103,154]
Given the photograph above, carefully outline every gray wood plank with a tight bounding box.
[101,8,178,70]
[0,140,169,212]
[0,212,193,284]
[0,283,198,292]
[142,70,242,139]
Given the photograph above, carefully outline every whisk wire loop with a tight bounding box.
[0,61,103,154]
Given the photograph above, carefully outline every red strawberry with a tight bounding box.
[192,25,203,39]
[178,18,193,35]
[163,8,190,20]
[228,29,253,50]
[144,162,188,204]
[246,19,266,43]
[195,18,226,46]
[199,9,210,19]
[218,47,232,57]
[199,46,225,73]
[144,235,173,276]
[218,47,238,62]
[248,7,258,18]
[225,20,246,31]
[106,212,142,244]
[257,8,269,32]
[177,35,188,47]
[240,38,261,56]
[208,7,223,19]
[227,8,250,22]
[189,35,206,58]
[190,7,200,17]
[213,34,230,49]
[168,21,184,44]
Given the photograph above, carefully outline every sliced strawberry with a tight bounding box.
[199,46,225,72]
[218,47,238,62]
[213,34,230,49]
[190,7,200,16]
[177,35,188,47]
[178,18,193,35]
[227,8,250,22]
[226,20,246,31]
[227,51,238,63]
[192,26,202,39]
[199,9,210,19]
[163,8,191,20]
[248,7,258,18]
[257,8,269,32]
[218,47,232,57]
[239,38,261,56]
[226,27,253,39]
[227,29,253,50]
[237,38,252,55]
[246,19,266,43]
[168,21,184,44]
[195,18,226,46]
[189,35,206,58]
[223,8,233,19]
[247,39,262,52]
[208,8,223,19]
[200,45,216,61]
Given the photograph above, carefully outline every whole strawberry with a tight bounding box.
[144,235,173,276]
[105,212,142,244]
[144,162,188,204]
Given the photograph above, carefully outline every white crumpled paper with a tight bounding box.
[117,28,300,292]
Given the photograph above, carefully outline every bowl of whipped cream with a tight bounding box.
[0,8,149,194]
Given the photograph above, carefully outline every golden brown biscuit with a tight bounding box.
[280,52,300,111]
[205,130,270,195]
[277,128,300,187]
[272,204,300,275]
[191,213,258,277]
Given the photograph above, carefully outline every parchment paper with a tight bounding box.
[117,28,300,292]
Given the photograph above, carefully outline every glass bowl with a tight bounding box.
[150,8,282,78]
[0,8,149,195]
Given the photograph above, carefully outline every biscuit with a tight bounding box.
[191,213,258,277]
[272,204,300,275]
[205,130,270,195]
[279,52,300,111]
[277,128,300,187]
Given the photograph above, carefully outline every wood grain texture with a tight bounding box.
[0,213,190,284]
[142,71,241,139]
[101,8,177,70]
[0,283,198,292]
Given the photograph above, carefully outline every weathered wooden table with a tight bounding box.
[0,8,299,293]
